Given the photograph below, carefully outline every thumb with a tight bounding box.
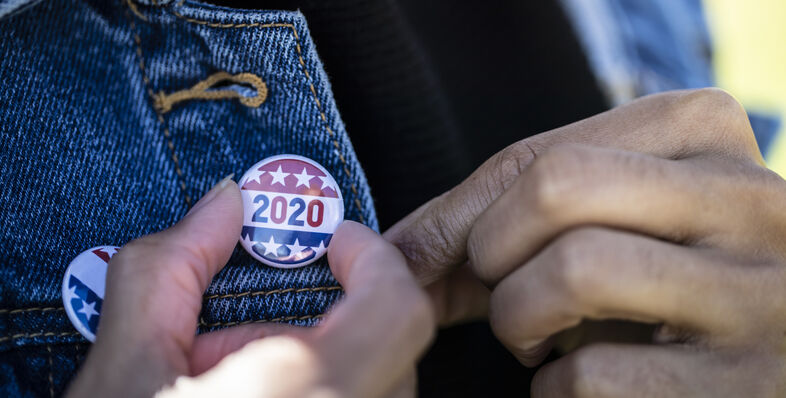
[76,176,242,396]
[383,143,537,285]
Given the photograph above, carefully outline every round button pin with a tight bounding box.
[239,154,344,268]
[62,245,119,342]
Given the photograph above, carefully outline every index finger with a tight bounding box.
[317,221,435,398]
[384,88,758,284]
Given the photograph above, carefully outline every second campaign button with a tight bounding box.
[62,245,120,342]
[239,154,344,268]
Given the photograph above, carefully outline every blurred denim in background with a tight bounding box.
[560,0,785,174]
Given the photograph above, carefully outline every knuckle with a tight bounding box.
[690,87,747,120]
[492,139,538,191]
[546,228,609,302]
[396,199,467,281]
[692,88,752,134]
[466,227,497,285]
[666,88,757,156]
[564,344,617,397]
[422,205,465,261]
[487,288,520,347]
[525,144,592,220]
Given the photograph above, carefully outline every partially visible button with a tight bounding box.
[62,245,119,342]
[239,154,345,268]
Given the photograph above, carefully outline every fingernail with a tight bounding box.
[187,173,235,216]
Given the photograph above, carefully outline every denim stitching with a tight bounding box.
[125,7,193,207]
[0,311,329,342]
[167,8,366,223]
[203,285,341,300]
[0,307,63,315]
[46,345,54,398]
[126,0,147,21]
[199,314,323,328]
[0,285,343,314]
[0,331,81,343]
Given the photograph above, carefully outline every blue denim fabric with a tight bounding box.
[0,0,377,395]
[560,0,716,103]
[560,0,782,155]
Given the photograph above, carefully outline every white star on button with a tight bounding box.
[259,236,283,256]
[63,285,78,303]
[311,240,326,253]
[293,167,314,188]
[244,170,266,186]
[77,300,99,321]
[268,165,289,186]
[318,175,334,191]
[286,239,307,256]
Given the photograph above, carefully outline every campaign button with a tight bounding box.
[239,154,344,268]
[62,245,119,342]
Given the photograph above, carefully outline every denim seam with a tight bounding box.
[0,285,342,315]
[199,313,323,328]
[0,306,63,315]
[0,320,340,342]
[46,344,54,398]
[165,6,367,223]
[203,285,341,300]
[0,284,342,339]
[0,331,81,343]
[125,7,193,207]
[1,317,326,342]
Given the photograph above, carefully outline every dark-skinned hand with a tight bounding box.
[385,88,786,397]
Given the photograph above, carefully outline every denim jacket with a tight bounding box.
[0,1,377,395]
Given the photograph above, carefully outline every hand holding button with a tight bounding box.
[66,178,433,398]
[159,222,434,398]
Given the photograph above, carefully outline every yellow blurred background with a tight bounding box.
[704,0,786,176]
